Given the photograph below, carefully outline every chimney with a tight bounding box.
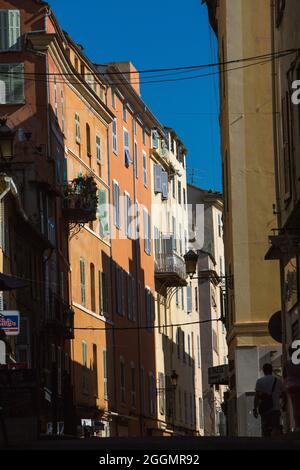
[113,62,140,96]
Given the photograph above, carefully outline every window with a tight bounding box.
[145,289,154,329]
[188,334,191,366]
[96,134,101,163]
[177,328,180,359]
[143,209,151,255]
[75,113,81,143]
[199,397,204,429]
[61,90,65,133]
[282,93,292,199]
[90,263,96,312]
[123,128,131,167]
[172,176,176,199]
[0,63,24,104]
[74,57,79,72]
[99,271,108,315]
[0,10,21,51]
[122,103,127,121]
[158,372,165,415]
[82,341,88,393]
[80,257,86,306]
[120,357,126,403]
[133,118,137,136]
[54,76,58,118]
[195,287,198,311]
[183,188,186,206]
[175,288,179,306]
[112,118,118,154]
[142,151,147,186]
[148,372,156,416]
[103,349,108,399]
[142,127,146,145]
[181,287,184,310]
[184,391,188,423]
[98,188,109,239]
[172,217,176,251]
[213,329,218,354]
[218,213,222,237]
[111,90,116,109]
[186,286,193,313]
[178,181,182,205]
[141,367,145,413]
[86,123,91,157]
[113,180,121,229]
[134,140,138,178]
[130,363,136,408]
[127,275,136,321]
[124,193,133,239]
[161,171,168,200]
[182,331,186,363]
[275,0,286,27]
[116,267,124,315]
[154,164,162,193]
[92,344,98,397]
[197,335,201,369]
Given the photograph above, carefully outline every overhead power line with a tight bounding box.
[4,48,297,77]
[74,318,220,332]
[0,52,294,88]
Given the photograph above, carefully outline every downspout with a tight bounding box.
[270,0,289,431]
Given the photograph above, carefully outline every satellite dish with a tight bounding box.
[268,311,282,343]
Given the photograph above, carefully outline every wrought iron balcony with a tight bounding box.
[45,289,74,340]
[62,175,98,224]
[155,251,187,287]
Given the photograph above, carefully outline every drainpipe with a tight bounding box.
[270,0,290,431]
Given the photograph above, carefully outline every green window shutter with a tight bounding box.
[9,10,21,51]
[98,188,109,238]
[80,258,86,306]
[0,10,9,51]
[11,63,24,103]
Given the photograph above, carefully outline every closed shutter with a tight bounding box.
[98,188,109,238]
[8,10,21,51]
[0,201,3,248]
[0,11,9,51]
[124,194,128,237]
[161,171,169,199]
[187,286,192,313]
[128,274,133,320]
[142,151,147,186]
[80,258,86,306]
[117,268,123,315]
[154,164,162,193]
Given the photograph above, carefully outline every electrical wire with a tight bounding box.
[0,50,295,87]
[74,318,220,331]
[3,48,298,77]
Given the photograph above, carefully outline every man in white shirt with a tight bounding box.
[253,363,286,437]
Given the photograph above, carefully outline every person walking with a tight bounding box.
[253,363,286,437]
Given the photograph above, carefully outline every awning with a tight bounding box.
[0,273,29,291]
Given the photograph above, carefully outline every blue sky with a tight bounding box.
[49,0,221,191]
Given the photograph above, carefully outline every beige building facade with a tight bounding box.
[206,0,281,436]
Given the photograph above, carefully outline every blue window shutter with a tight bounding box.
[161,171,168,200]
[154,164,162,193]
[187,286,192,313]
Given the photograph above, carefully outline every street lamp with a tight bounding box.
[183,250,198,278]
[170,370,178,388]
[0,117,15,162]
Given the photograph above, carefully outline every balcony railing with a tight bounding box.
[155,251,187,287]
[45,289,74,339]
[62,175,98,224]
